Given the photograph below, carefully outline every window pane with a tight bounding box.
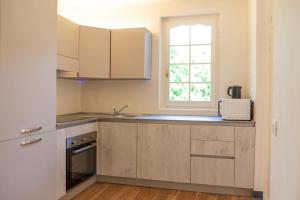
[191,45,211,63]
[190,83,211,101]
[191,24,212,44]
[191,64,211,82]
[170,65,189,82]
[170,46,189,64]
[169,83,189,101]
[170,25,189,45]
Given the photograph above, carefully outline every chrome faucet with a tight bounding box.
[113,105,128,115]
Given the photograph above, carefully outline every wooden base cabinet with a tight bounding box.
[100,122,137,178]
[0,132,57,200]
[137,123,190,183]
[190,125,255,189]
[191,157,235,187]
[97,123,255,190]
[235,127,255,188]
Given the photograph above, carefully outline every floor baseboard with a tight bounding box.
[60,176,96,200]
[252,191,263,200]
[97,175,252,197]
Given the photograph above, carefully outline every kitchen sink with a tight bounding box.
[114,113,143,118]
[78,113,143,118]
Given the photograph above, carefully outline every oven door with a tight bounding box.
[66,141,96,191]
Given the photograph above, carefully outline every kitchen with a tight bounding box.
[0,0,299,200]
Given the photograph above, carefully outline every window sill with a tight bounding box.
[158,106,218,116]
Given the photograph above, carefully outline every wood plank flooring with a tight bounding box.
[72,183,252,200]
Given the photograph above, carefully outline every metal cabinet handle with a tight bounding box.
[20,138,42,146]
[20,126,42,134]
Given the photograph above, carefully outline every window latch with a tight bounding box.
[165,70,169,78]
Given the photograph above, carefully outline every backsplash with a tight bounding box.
[56,78,82,115]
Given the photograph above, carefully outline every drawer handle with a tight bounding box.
[20,126,42,134]
[191,154,234,160]
[20,138,42,146]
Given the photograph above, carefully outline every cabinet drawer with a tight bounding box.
[191,140,234,157]
[191,125,234,141]
[191,157,234,187]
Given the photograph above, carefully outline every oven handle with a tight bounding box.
[72,143,96,154]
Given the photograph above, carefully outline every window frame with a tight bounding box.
[160,14,220,110]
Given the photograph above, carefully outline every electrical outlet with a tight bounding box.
[272,119,278,137]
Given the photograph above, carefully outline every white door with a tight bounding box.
[0,0,56,141]
[0,132,57,200]
[271,0,300,199]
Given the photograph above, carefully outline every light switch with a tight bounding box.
[272,119,278,137]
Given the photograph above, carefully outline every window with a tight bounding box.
[161,15,219,109]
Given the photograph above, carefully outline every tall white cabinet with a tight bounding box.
[0,0,57,199]
[0,132,57,200]
[0,0,56,142]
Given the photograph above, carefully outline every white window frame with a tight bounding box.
[160,14,220,110]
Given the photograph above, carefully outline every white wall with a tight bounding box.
[249,0,256,100]
[58,0,250,115]
[270,0,300,199]
[56,78,82,115]
[254,0,273,197]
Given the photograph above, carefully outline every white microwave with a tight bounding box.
[218,99,253,121]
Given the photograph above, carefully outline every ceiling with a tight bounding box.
[58,0,173,9]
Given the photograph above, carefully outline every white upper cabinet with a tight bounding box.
[57,23,152,79]
[111,28,152,79]
[0,0,56,141]
[79,26,110,78]
[57,15,79,72]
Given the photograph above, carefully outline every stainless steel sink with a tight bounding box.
[113,113,143,118]
[79,113,143,118]
[77,115,99,118]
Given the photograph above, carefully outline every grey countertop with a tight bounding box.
[56,112,255,129]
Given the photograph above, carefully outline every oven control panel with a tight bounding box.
[66,131,97,149]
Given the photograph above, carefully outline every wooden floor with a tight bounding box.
[72,183,252,200]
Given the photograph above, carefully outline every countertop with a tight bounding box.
[56,113,255,129]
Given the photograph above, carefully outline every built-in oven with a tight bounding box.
[66,131,97,191]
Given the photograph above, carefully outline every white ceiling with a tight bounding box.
[58,0,173,9]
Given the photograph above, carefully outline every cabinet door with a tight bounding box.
[56,129,66,199]
[111,28,152,79]
[79,26,110,78]
[100,122,137,178]
[57,15,79,72]
[235,127,255,188]
[0,132,57,200]
[137,123,190,183]
[191,157,234,187]
[0,0,56,141]
[57,15,79,59]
